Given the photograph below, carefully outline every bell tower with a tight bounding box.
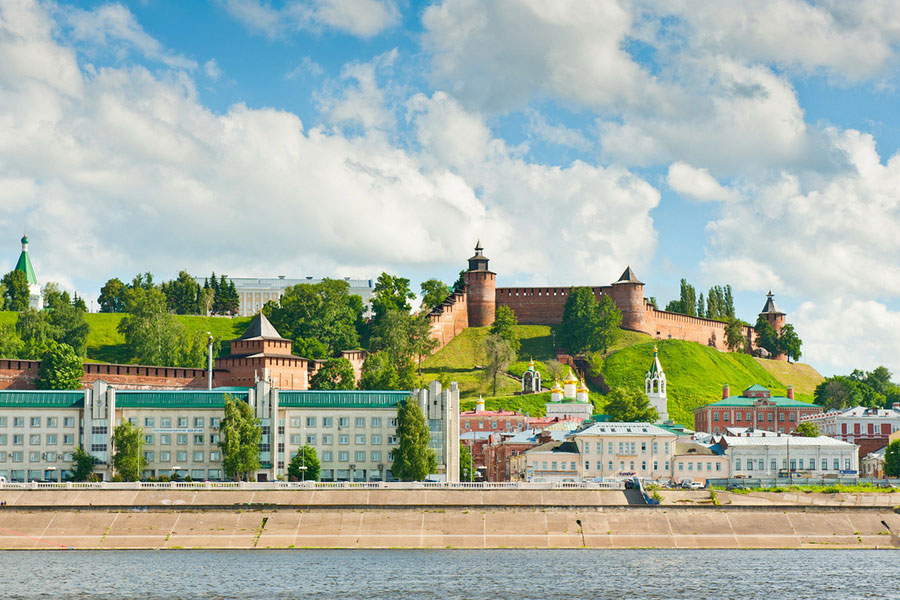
[645,346,668,423]
[464,240,496,327]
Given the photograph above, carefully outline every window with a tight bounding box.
[641,461,646,470]
[653,461,658,470]
[306,417,317,427]
[641,442,647,454]
[735,413,742,422]
[13,417,24,427]
[595,442,602,453]
[371,434,381,445]
[28,417,40,428]
[194,434,204,445]
[608,442,613,454]
[290,434,301,444]
[161,418,172,428]
[46,417,57,427]
[177,434,188,445]
[629,461,635,470]
[12,434,23,445]
[193,451,204,462]
[306,434,316,445]
[570,462,576,471]
[29,434,40,445]
[652,441,658,455]
[678,462,683,471]
[323,417,333,428]
[789,413,795,422]
[723,413,729,422]
[388,436,398,444]
[355,417,366,428]
[210,418,220,428]
[355,451,366,462]
[798,459,804,470]
[371,417,381,428]
[177,417,188,428]
[210,451,220,462]
[63,434,74,445]
[210,434,220,445]
[735,459,742,470]
[323,434,333,445]
[194,417,204,428]
[664,443,670,454]
[144,435,154,444]
[745,460,752,471]
[810,458,816,470]
[768,413,773,421]
[339,451,349,462]
[717,463,722,471]
[779,413,785,421]
[707,462,712,471]
[0,452,5,462]
[144,451,154,461]
[833,459,839,470]
[608,461,613,470]
[371,451,381,462]
[29,451,40,462]
[338,417,349,428]
[323,451,333,461]
[713,412,719,422]
[355,434,366,445]
[0,434,5,444]
[160,451,171,462]
[176,451,187,462]
[551,461,557,470]
[290,417,302,428]
[770,459,776,471]
[844,458,851,470]
[0,417,6,427]
[339,435,349,445]
[144,418,155,427]
[11,452,23,462]
[388,418,398,427]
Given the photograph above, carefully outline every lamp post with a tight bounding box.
[207,332,214,390]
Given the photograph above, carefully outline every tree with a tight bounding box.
[161,270,201,315]
[359,350,415,390]
[111,421,146,481]
[777,323,802,362]
[392,398,437,481]
[559,288,621,354]
[36,341,83,389]
[666,279,698,317]
[218,395,261,481]
[0,324,23,359]
[288,445,320,481]
[70,447,96,482]
[199,286,215,316]
[309,357,356,390]
[117,287,206,367]
[98,278,128,313]
[371,272,415,323]
[795,422,820,437]
[45,295,90,356]
[594,295,622,353]
[884,440,900,478]
[1,270,30,311]
[420,279,451,312]
[544,359,565,382]
[367,309,420,383]
[482,333,515,396]
[266,279,364,356]
[459,444,474,482]
[490,305,520,355]
[753,316,779,356]
[72,293,88,312]
[724,318,746,352]
[409,314,439,374]
[814,377,858,410]
[603,388,659,422]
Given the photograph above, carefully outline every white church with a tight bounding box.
[644,346,669,423]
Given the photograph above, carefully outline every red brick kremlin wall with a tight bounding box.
[0,359,209,390]
[427,288,469,351]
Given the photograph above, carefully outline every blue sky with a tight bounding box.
[2,0,900,377]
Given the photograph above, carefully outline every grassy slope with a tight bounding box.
[0,310,250,364]
[601,338,823,427]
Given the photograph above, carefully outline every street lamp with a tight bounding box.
[349,464,356,483]
[207,332,214,390]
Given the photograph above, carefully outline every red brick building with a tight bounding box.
[693,384,822,435]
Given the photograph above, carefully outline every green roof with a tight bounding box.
[279,390,410,408]
[14,248,37,285]
[744,384,770,392]
[116,390,249,408]
[655,422,694,436]
[0,390,85,408]
[704,395,811,408]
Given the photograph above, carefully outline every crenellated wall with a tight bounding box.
[0,359,209,390]
[496,286,611,324]
[427,289,469,351]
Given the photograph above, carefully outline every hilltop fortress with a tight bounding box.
[428,242,786,360]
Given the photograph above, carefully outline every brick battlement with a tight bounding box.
[427,289,469,350]
[497,286,611,325]
[0,358,209,390]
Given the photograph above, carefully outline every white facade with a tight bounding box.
[799,405,900,444]
[574,422,677,480]
[644,346,668,423]
[197,276,376,317]
[721,434,858,477]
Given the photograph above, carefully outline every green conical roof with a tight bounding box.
[14,238,37,285]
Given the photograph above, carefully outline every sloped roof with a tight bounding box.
[701,395,812,408]
[745,384,770,393]
[760,292,784,315]
[14,248,37,285]
[614,265,643,285]
[238,312,290,341]
[0,390,84,408]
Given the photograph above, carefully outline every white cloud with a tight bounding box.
[61,3,197,70]
[317,50,398,131]
[525,110,592,152]
[203,59,222,80]
[285,56,324,79]
[667,162,738,203]
[221,0,399,39]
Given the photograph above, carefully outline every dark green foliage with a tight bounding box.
[483,333,516,396]
[367,309,433,381]
[665,280,735,320]
[490,305,520,355]
[266,279,363,356]
[161,270,201,315]
[795,422,819,437]
[117,287,207,367]
[777,323,802,362]
[392,398,437,481]
[72,293,88,312]
[359,349,415,390]
[753,316,779,355]
[420,279,451,312]
[725,318,746,352]
[603,387,658,422]
[112,421,146,481]
[98,278,128,313]
[884,440,900,477]
[36,341,83,389]
[814,367,899,410]
[70,447,97,482]
[460,444,474,482]
[218,395,261,481]
[309,357,356,390]
[559,288,621,354]
[371,273,415,323]
[0,323,23,359]
[288,445,320,481]
[1,270,29,311]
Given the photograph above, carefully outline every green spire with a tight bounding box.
[14,235,37,285]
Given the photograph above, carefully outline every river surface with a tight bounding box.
[0,549,896,599]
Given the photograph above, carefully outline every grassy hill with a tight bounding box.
[0,311,250,364]
[423,324,824,426]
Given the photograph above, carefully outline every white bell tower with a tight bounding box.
[645,346,668,423]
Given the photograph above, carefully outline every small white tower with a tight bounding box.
[475,395,486,412]
[550,380,562,402]
[575,377,589,403]
[521,358,541,393]
[645,345,668,423]
[562,368,578,399]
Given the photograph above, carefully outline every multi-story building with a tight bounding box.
[459,397,527,433]
[489,429,570,482]
[718,433,858,477]
[693,384,822,435]
[513,438,581,482]
[0,380,459,483]
[196,275,376,317]
[572,422,678,480]
[672,440,729,484]
[799,404,900,461]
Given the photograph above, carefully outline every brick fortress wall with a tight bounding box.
[427,288,469,351]
[0,359,209,390]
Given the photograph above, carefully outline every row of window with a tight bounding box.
[734,457,851,471]
[462,420,521,430]
[143,433,220,446]
[677,461,723,472]
[0,416,77,428]
[0,433,76,446]
[0,451,73,463]
[142,450,221,463]
[581,440,671,456]
[320,450,384,463]
[587,460,671,472]
[712,411,795,422]
[286,416,395,429]
[533,461,578,472]
[131,417,220,429]
[286,433,398,446]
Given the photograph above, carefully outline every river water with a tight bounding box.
[0,549,896,599]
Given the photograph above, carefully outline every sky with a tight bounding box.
[1,0,900,378]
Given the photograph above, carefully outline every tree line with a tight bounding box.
[814,366,900,411]
[99,271,239,316]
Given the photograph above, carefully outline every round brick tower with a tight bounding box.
[464,240,496,327]
[610,266,646,332]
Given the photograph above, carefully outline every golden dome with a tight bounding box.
[551,380,562,392]
[577,378,589,393]
[562,368,578,384]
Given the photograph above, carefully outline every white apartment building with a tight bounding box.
[720,434,858,477]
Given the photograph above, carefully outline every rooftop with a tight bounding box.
[279,390,410,408]
[237,313,290,341]
[0,390,84,408]
[193,276,374,292]
[576,422,677,437]
[116,389,249,408]
[721,435,855,448]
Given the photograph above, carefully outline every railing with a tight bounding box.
[706,477,900,488]
[0,480,625,491]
